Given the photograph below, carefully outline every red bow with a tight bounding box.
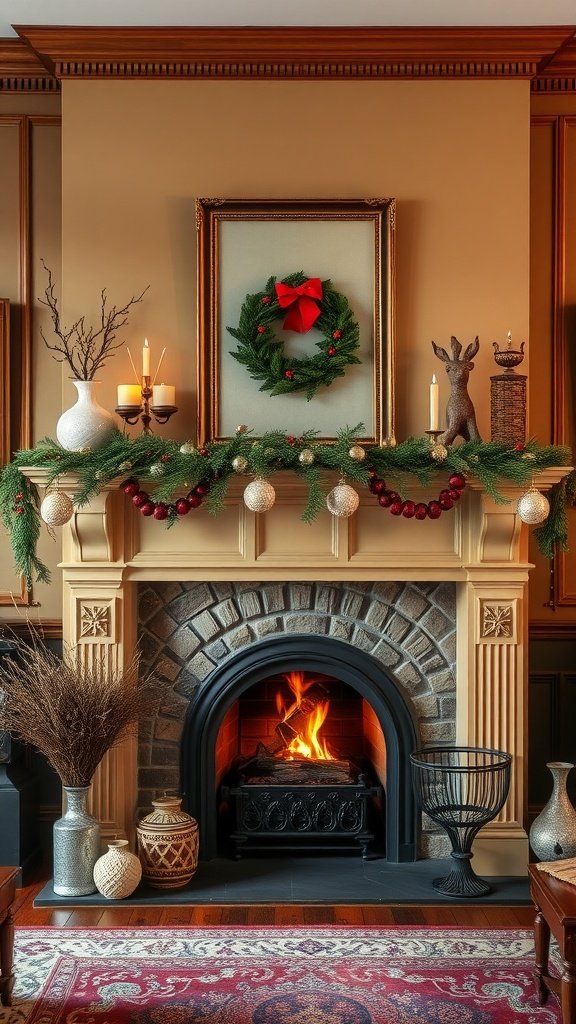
[275,278,323,333]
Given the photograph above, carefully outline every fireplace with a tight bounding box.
[28,465,563,878]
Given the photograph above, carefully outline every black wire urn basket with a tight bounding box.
[410,745,512,898]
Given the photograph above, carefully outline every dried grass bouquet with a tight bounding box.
[0,638,161,788]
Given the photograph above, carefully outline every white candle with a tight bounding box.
[117,383,142,407]
[152,384,175,407]
[429,374,439,431]
[142,338,150,377]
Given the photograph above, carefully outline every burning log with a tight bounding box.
[253,753,354,785]
[260,682,329,757]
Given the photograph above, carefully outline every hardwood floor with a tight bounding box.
[12,866,536,929]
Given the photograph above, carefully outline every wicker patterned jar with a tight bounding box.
[136,796,199,889]
[93,839,142,899]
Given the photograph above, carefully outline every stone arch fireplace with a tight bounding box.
[180,634,420,861]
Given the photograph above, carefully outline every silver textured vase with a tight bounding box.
[529,761,576,861]
[53,785,101,896]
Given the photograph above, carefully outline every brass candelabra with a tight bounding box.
[115,375,178,433]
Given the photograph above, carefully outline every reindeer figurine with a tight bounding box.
[431,336,482,445]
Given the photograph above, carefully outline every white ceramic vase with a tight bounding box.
[93,839,142,899]
[56,379,116,452]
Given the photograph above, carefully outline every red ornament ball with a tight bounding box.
[448,488,461,502]
[327,346,337,356]
[175,498,191,516]
[389,501,404,516]
[284,369,295,380]
[378,491,394,508]
[448,473,466,491]
[187,493,202,508]
[427,501,442,519]
[153,503,169,521]
[123,480,140,497]
[140,501,156,517]
[414,503,428,520]
[402,500,416,518]
[514,442,525,452]
[133,491,149,508]
[193,483,209,497]
[439,493,454,511]
[199,447,209,457]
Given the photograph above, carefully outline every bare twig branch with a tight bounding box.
[38,261,149,380]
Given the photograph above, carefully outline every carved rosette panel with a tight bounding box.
[479,600,516,643]
[76,599,116,644]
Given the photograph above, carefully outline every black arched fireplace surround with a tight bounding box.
[181,635,420,862]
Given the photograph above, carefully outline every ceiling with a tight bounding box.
[2,0,576,38]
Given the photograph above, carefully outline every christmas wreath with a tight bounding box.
[227,271,361,400]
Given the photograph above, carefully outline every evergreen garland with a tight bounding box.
[227,271,361,400]
[0,426,572,588]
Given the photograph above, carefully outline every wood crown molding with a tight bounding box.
[0,37,59,90]
[7,25,576,82]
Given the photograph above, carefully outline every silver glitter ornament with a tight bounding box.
[298,448,315,466]
[243,478,276,512]
[179,442,196,455]
[149,462,165,478]
[232,455,248,473]
[517,487,550,525]
[326,482,360,518]
[348,445,366,462]
[40,491,74,527]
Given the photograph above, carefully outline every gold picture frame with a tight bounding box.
[196,198,396,445]
[0,299,9,466]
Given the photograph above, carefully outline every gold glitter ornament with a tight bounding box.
[326,481,360,518]
[348,445,366,462]
[179,442,196,455]
[232,455,248,473]
[40,491,74,527]
[118,461,132,473]
[243,478,276,513]
[430,442,448,463]
[235,424,248,435]
[517,488,550,525]
[298,448,315,466]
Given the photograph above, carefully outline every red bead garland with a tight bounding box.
[368,472,466,519]
[121,478,210,519]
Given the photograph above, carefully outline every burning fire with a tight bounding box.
[275,671,334,761]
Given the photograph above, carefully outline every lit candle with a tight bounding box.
[142,338,150,377]
[429,373,439,431]
[117,384,142,407]
[507,330,512,348]
[152,384,176,408]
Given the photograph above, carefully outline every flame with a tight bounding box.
[276,671,334,761]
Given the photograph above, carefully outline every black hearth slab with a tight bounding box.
[34,856,531,907]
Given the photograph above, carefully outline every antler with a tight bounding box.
[450,336,462,360]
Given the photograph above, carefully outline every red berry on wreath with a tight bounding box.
[14,506,24,515]
[402,500,416,518]
[448,473,466,491]
[187,493,202,509]
[287,435,296,445]
[332,330,342,339]
[15,493,23,500]
[123,480,140,497]
[257,326,266,334]
[161,454,172,463]
[368,467,377,477]
[514,442,524,451]
[140,501,156,517]
[389,501,404,516]
[153,503,169,521]
[414,503,428,520]
[284,369,295,380]
[427,501,442,519]
[175,498,191,515]
[199,447,209,457]
[261,296,271,304]
[133,491,149,508]
[327,346,337,356]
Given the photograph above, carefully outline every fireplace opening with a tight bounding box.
[180,635,420,862]
[219,670,384,858]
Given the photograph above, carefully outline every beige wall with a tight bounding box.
[61,79,530,442]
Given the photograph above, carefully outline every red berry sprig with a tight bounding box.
[121,478,211,520]
[368,472,466,520]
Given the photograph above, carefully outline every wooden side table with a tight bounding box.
[0,867,17,1007]
[529,862,576,1023]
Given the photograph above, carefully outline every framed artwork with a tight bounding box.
[196,198,396,445]
[0,299,9,466]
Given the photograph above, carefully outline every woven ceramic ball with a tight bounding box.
[326,483,360,518]
[40,491,74,526]
[517,488,550,525]
[93,840,142,900]
[244,479,276,512]
[232,455,248,473]
[298,448,315,466]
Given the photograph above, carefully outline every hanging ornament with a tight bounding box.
[298,448,315,466]
[243,478,276,512]
[430,442,448,463]
[348,445,366,462]
[40,491,74,527]
[326,481,360,518]
[517,487,550,525]
[179,441,196,455]
[149,462,165,478]
[232,455,248,473]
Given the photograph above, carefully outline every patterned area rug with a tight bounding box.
[6,927,561,1023]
